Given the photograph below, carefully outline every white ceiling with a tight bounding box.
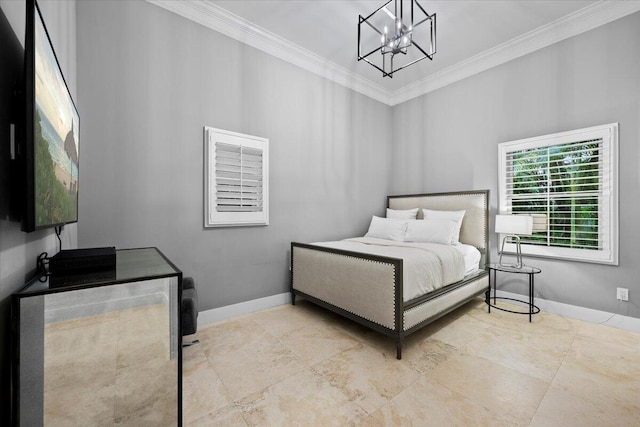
[209,0,594,90]
[149,0,640,104]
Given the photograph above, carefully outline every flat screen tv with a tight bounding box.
[23,0,79,232]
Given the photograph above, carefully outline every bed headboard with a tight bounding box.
[387,190,490,259]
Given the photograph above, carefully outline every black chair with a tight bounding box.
[182,277,199,346]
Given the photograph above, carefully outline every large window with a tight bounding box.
[498,123,618,265]
[204,127,269,227]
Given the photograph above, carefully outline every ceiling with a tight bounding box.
[149,0,640,104]
[209,0,594,89]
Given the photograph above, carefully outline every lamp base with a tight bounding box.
[499,235,524,269]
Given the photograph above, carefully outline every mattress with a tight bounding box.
[312,237,473,302]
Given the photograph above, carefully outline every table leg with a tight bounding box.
[487,270,492,313]
[529,273,533,322]
[493,269,497,306]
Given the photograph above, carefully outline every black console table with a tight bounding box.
[485,263,541,322]
[11,247,183,427]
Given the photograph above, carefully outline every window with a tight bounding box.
[498,123,618,265]
[204,127,269,227]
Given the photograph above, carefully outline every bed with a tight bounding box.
[290,190,489,359]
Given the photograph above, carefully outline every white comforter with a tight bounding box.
[313,237,466,302]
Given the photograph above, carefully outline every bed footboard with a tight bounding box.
[291,243,403,336]
[291,243,488,360]
[290,190,489,360]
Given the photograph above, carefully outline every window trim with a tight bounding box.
[498,123,618,265]
[204,127,269,228]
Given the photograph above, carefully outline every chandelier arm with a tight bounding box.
[383,50,387,74]
[412,40,435,59]
[432,13,436,54]
[358,15,362,58]
[412,15,432,28]
[363,0,393,22]
[362,18,383,35]
[361,56,388,76]
[411,0,414,27]
[386,54,429,77]
[358,45,384,61]
[401,54,430,68]
[381,6,396,20]
[413,0,431,21]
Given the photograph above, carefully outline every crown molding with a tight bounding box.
[145,0,393,105]
[390,1,640,105]
[147,0,640,107]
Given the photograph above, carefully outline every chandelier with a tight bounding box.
[358,0,436,78]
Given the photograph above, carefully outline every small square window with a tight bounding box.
[204,127,269,227]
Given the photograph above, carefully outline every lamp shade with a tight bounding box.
[495,214,533,235]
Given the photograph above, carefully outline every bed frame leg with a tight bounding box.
[291,292,296,306]
[396,339,402,360]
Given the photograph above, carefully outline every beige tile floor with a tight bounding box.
[44,304,177,426]
[184,298,640,427]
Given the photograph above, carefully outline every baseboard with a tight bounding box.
[197,290,640,334]
[198,292,291,326]
[496,290,640,333]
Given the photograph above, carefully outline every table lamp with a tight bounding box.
[495,214,533,268]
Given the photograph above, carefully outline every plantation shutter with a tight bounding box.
[498,123,618,265]
[204,127,269,227]
[215,143,264,213]
[505,139,604,250]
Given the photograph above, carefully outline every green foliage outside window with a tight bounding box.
[509,139,601,250]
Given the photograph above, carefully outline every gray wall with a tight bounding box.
[391,12,640,318]
[76,1,639,319]
[0,0,78,418]
[76,1,392,309]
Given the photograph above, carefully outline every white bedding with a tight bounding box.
[312,237,474,302]
[455,243,482,276]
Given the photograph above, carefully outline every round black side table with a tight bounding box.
[485,263,541,322]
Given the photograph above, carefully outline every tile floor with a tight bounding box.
[184,298,640,427]
[44,304,177,426]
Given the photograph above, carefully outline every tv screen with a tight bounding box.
[24,0,79,232]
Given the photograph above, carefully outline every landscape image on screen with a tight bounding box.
[34,8,79,227]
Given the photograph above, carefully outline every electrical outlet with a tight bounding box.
[616,287,629,302]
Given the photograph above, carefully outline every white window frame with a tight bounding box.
[498,123,618,265]
[204,127,269,227]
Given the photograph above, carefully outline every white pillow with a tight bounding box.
[365,216,407,241]
[405,219,457,245]
[422,209,466,245]
[386,208,419,220]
